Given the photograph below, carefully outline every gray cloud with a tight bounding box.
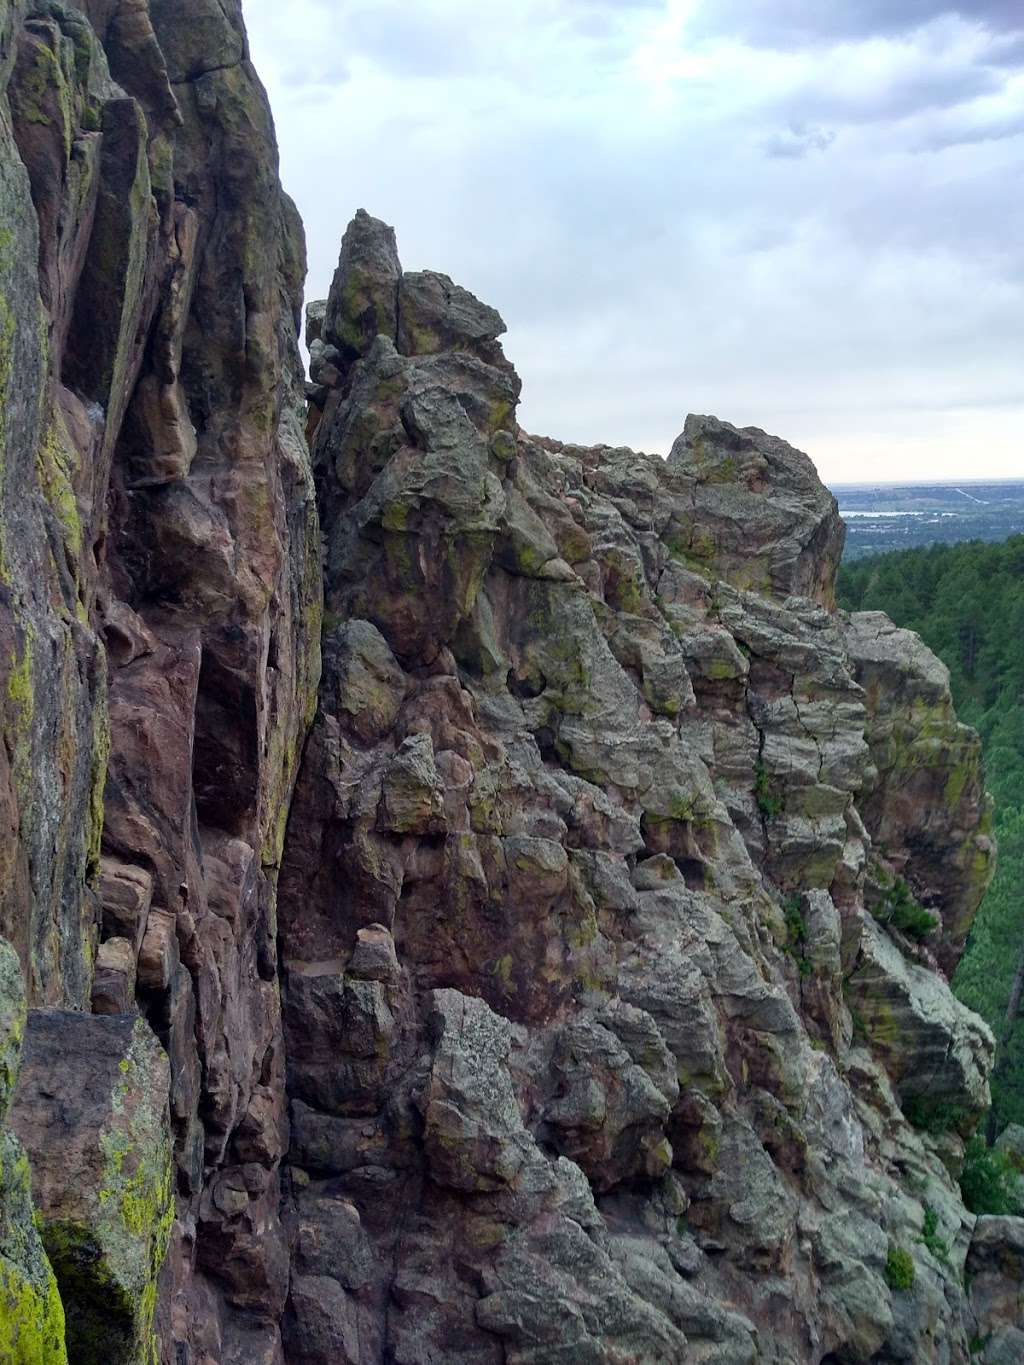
[984,32,1024,65]
[761,124,837,157]
[244,0,1024,482]
[810,64,1002,121]
[916,109,1024,148]
[692,0,1024,47]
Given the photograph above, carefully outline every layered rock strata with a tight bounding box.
[0,2,1019,1362]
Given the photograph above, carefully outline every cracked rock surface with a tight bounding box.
[278,211,1005,1364]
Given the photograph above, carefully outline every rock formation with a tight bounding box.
[0,3,1020,1363]
[0,0,316,1357]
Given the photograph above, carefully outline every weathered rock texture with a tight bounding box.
[10,1010,173,1363]
[277,213,1010,1364]
[0,4,1021,1361]
[0,1,318,1359]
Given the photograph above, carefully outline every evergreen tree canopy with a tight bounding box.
[839,536,1024,1132]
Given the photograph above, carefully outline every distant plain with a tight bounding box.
[832,479,1024,560]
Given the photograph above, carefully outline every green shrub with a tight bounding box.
[885,1244,915,1291]
[783,896,806,944]
[872,876,940,942]
[902,1096,968,1134]
[889,884,940,940]
[782,896,812,977]
[919,1206,949,1264]
[755,764,783,818]
[960,1135,1024,1215]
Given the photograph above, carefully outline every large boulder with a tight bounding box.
[9,1011,173,1365]
[668,413,846,606]
[845,913,994,1122]
[419,989,531,1192]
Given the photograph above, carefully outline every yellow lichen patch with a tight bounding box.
[37,415,83,563]
[5,625,36,808]
[0,1255,68,1364]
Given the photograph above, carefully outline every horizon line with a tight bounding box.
[827,477,1024,490]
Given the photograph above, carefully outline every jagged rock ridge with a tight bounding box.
[0,3,1019,1363]
[280,211,1002,1364]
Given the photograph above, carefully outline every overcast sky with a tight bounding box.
[244,0,1023,485]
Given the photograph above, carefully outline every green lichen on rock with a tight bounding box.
[0,286,15,492]
[0,938,26,1120]
[0,1134,68,1365]
[0,945,66,1360]
[36,416,82,563]
[84,667,110,885]
[9,1013,173,1365]
[3,620,36,836]
[0,1255,67,1365]
[9,33,74,159]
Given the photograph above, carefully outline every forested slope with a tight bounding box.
[840,536,1024,1133]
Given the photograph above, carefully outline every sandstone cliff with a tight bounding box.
[0,4,1019,1364]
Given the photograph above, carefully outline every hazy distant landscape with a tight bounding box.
[833,479,1024,559]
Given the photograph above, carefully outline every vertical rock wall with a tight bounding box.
[0,2,319,1359]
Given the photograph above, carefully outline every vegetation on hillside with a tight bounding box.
[839,535,1024,1137]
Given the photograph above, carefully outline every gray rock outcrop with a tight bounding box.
[274,210,1008,1364]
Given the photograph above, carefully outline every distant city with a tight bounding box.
[830,479,1024,560]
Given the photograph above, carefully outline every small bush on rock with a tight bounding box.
[960,1135,1024,1215]
[782,897,812,977]
[919,1206,950,1264]
[885,1245,915,1291]
[872,875,939,941]
[754,764,784,818]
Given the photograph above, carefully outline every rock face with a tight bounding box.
[10,1010,173,1364]
[0,1,318,1359]
[967,1218,1024,1364]
[843,611,995,973]
[277,210,1006,1365]
[0,4,1019,1361]
[0,941,67,1364]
